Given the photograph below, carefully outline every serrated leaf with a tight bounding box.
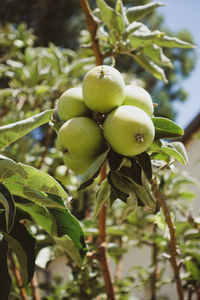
[0,217,36,287]
[161,142,188,165]
[93,179,110,219]
[155,35,195,49]
[143,45,173,68]
[49,208,87,268]
[97,0,125,35]
[0,109,55,150]
[127,2,166,22]
[0,157,67,205]
[78,147,109,191]
[0,239,11,300]
[152,117,184,139]
[0,183,16,232]
[107,172,129,202]
[132,53,168,82]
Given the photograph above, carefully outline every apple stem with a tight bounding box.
[135,134,144,142]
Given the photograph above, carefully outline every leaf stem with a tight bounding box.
[153,182,184,300]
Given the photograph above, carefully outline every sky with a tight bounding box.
[157,0,200,129]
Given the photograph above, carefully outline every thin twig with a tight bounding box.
[8,249,28,300]
[30,272,41,300]
[97,165,116,300]
[150,225,159,300]
[153,182,184,300]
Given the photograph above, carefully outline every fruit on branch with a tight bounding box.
[122,85,154,116]
[57,87,90,121]
[103,105,155,156]
[56,117,104,158]
[54,165,78,185]
[82,65,125,113]
[63,153,97,175]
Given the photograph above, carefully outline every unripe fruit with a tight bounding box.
[63,154,97,175]
[122,85,154,116]
[56,117,103,158]
[82,65,125,113]
[57,87,90,121]
[103,105,155,157]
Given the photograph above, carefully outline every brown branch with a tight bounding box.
[150,225,159,300]
[153,183,184,300]
[8,249,28,300]
[80,0,103,66]
[80,1,116,299]
[97,165,116,300]
[30,273,41,300]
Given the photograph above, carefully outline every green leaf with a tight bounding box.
[5,182,65,208]
[50,208,87,268]
[152,117,184,139]
[161,142,188,164]
[93,179,110,219]
[97,0,125,35]
[115,0,129,26]
[16,203,87,268]
[0,184,16,232]
[129,30,164,49]
[136,152,152,180]
[16,203,57,236]
[124,22,142,37]
[155,35,195,49]
[121,192,137,221]
[0,239,11,300]
[78,147,109,191]
[0,218,36,287]
[132,53,168,82]
[126,2,166,22]
[185,260,200,281]
[0,157,67,205]
[0,109,55,150]
[143,45,173,68]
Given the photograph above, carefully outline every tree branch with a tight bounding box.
[80,0,103,66]
[97,165,116,300]
[8,249,28,300]
[80,1,116,299]
[30,273,41,300]
[153,183,184,300]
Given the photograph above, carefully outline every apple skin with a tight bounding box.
[122,85,154,116]
[103,105,155,157]
[54,165,78,185]
[57,87,90,122]
[82,65,125,113]
[63,154,97,175]
[56,117,103,158]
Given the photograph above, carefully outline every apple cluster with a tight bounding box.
[56,65,155,175]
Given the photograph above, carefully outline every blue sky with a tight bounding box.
[157,0,200,128]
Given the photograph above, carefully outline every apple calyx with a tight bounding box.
[135,134,144,143]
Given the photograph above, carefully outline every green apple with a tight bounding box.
[82,65,125,113]
[54,165,78,185]
[103,105,155,156]
[122,85,154,116]
[57,87,90,121]
[63,153,97,175]
[56,117,103,158]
